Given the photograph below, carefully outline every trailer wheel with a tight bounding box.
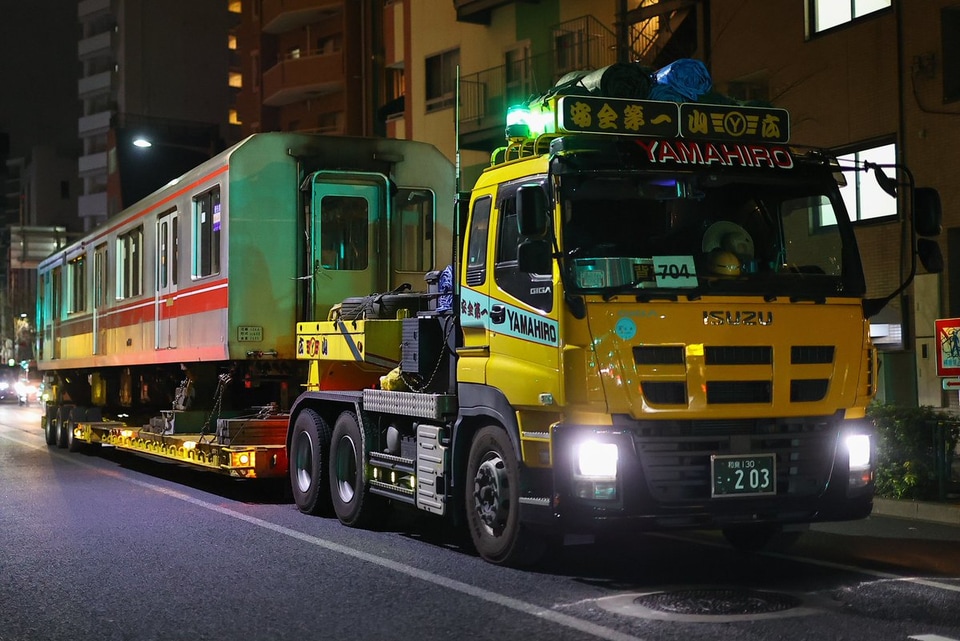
[290,409,333,516]
[465,426,545,567]
[43,408,57,446]
[55,405,75,449]
[330,411,387,528]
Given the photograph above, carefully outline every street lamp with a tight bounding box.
[132,137,154,148]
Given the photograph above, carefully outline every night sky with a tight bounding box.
[0,1,78,158]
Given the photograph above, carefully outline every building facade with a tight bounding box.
[77,0,237,231]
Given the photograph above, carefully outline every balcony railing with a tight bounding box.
[262,51,344,107]
[459,16,616,142]
[261,0,342,34]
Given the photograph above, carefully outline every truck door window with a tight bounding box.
[465,196,491,286]
[495,185,553,313]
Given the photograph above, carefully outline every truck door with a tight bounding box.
[306,172,387,320]
[155,210,178,349]
[486,180,560,406]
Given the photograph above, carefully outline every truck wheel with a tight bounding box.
[290,409,333,516]
[330,411,387,528]
[43,408,57,446]
[464,426,545,567]
[55,405,74,449]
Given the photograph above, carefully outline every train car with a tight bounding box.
[37,133,455,476]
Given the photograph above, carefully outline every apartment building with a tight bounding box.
[77,0,237,232]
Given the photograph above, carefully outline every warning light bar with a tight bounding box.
[505,96,790,145]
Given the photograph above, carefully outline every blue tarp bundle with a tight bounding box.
[650,58,712,102]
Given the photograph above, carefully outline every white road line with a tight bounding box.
[909,635,960,641]
[0,431,646,641]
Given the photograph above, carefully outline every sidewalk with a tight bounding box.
[872,496,960,527]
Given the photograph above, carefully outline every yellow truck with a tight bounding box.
[287,84,943,565]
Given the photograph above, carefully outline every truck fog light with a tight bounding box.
[577,441,618,479]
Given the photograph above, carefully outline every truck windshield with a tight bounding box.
[557,170,866,299]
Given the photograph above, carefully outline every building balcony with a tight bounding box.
[78,0,110,20]
[78,151,107,177]
[78,30,114,60]
[261,0,343,35]
[78,111,112,137]
[454,0,538,24]
[78,191,107,220]
[78,70,114,98]
[262,52,344,107]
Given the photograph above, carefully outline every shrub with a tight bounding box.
[867,402,960,500]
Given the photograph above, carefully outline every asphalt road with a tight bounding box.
[1,403,959,641]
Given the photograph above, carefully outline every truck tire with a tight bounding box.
[55,405,75,449]
[43,409,57,446]
[290,409,333,516]
[464,425,545,567]
[330,411,388,528]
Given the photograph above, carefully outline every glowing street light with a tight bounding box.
[132,137,154,148]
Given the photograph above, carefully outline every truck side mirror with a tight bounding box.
[914,187,942,237]
[518,238,552,274]
[517,185,548,237]
[918,238,944,273]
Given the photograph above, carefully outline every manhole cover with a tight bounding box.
[634,589,801,616]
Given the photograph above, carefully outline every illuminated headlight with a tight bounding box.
[0,382,8,391]
[845,434,871,470]
[577,441,619,479]
[845,433,872,489]
[574,441,618,501]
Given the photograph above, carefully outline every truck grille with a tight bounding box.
[627,416,837,502]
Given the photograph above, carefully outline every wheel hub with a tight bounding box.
[473,454,509,534]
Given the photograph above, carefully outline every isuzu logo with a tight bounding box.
[703,311,773,326]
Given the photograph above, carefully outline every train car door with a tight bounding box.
[51,266,62,359]
[155,210,178,349]
[306,172,387,320]
[93,243,107,354]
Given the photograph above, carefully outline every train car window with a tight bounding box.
[67,255,87,313]
[94,244,107,308]
[193,187,221,278]
[116,226,143,299]
[393,188,435,272]
[320,195,368,270]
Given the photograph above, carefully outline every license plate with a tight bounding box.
[711,454,776,497]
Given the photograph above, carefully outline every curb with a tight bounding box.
[871,497,960,527]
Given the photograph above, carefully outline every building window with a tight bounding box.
[229,71,242,88]
[809,0,890,34]
[425,48,459,112]
[116,226,143,299]
[826,142,898,225]
[228,0,241,14]
[68,255,87,313]
[193,188,221,278]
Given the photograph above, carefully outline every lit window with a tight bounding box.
[116,226,143,299]
[810,0,890,34]
[229,71,242,88]
[228,34,237,50]
[193,188,221,278]
[228,0,241,14]
[229,109,241,125]
[837,142,898,223]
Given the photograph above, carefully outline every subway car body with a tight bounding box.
[36,132,455,460]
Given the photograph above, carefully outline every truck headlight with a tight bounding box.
[574,441,618,501]
[845,434,871,470]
